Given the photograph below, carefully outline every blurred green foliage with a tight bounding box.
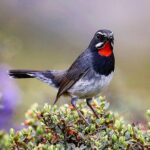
[0,97,150,149]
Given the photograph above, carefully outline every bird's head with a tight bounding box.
[89,29,114,57]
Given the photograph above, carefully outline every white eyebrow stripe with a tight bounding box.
[97,32,107,36]
[97,32,103,35]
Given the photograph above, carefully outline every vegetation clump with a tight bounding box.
[0,97,150,150]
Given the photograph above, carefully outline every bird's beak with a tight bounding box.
[108,36,114,48]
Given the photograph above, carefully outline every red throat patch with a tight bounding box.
[98,42,112,57]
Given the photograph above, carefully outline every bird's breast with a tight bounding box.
[68,71,113,98]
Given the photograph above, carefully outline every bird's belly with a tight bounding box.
[68,72,113,98]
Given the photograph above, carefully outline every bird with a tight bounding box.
[9,29,115,124]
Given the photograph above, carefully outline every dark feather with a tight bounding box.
[9,70,38,78]
[9,69,65,88]
[53,49,91,104]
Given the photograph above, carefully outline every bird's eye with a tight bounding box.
[96,33,101,39]
[96,34,106,41]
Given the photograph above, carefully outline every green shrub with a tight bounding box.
[0,97,150,150]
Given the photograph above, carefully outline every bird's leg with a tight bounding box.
[71,97,89,125]
[86,98,99,119]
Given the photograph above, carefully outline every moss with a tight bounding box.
[0,97,150,149]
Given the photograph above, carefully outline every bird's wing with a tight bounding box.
[53,50,91,104]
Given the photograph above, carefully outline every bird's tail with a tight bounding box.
[9,70,37,78]
[9,69,64,88]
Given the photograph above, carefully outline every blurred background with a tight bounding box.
[0,0,150,131]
